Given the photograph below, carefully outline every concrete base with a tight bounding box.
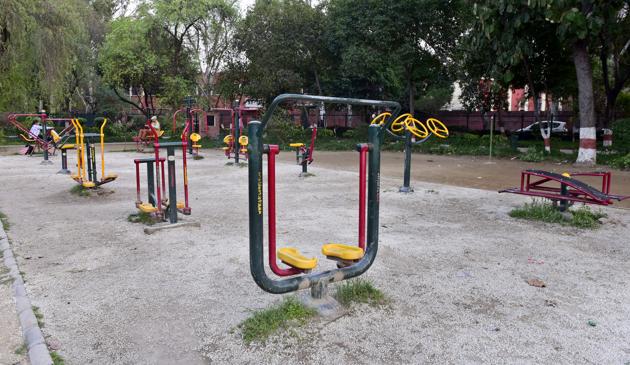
[57,169,71,174]
[298,172,315,178]
[399,186,414,193]
[298,292,346,321]
[40,160,53,165]
[144,221,200,235]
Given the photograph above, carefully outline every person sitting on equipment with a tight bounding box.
[29,120,43,138]
[138,116,161,140]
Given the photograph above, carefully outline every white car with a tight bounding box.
[516,121,567,134]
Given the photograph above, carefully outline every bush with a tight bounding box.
[608,152,630,170]
[520,145,545,162]
[612,118,630,153]
[265,113,307,146]
[317,127,335,138]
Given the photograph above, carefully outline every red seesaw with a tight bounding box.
[499,169,629,210]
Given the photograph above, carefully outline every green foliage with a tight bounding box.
[519,146,545,162]
[509,200,606,229]
[14,343,27,356]
[607,152,630,170]
[127,212,157,226]
[317,128,334,138]
[612,118,630,153]
[264,114,305,146]
[32,306,45,328]
[239,297,315,344]
[334,279,387,307]
[0,211,10,231]
[70,185,90,197]
[50,351,65,365]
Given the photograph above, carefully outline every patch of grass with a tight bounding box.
[69,185,90,197]
[193,155,204,160]
[334,279,387,307]
[509,200,606,229]
[51,351,65,365]
[519,146,546,162]
[509,201,564,223]
[127,212,157,226]
[569,206,607,229]
[14,343,27,355]
[240,297,315,344]
[0,211,9,231]
[32,306,44,327]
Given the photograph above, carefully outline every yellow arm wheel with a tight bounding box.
[405,117,429,139]
[370,112,392,126]
[391,113,412,134]
[425,118,449,138]
[223,135,233,144]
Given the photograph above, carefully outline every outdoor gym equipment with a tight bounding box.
[221,106,260,164]
[7,113,75,163]
[69,118,118,188]
[289,125,317,176]
[58,144,75,174]
[499,170,629,211]
[171,98,208,155]
[133,127,165,152]
[371,113,449,192]
[247,94,401,296]
[136,120,191,223]
[190,133,202,156]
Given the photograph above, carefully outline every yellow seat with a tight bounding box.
[322,243,364,261]
[138,203,158,214]
[176,201,185,209]
[61,144,75,149]
[289,143,305,148]
[104,173,118,180]
[192,144,202,148]
[51,130,61,143]
[223,135,233,144]
[222,146,230,151]
[190,133,201,143]
[82,181,96,188]
[278,247,318,270]
[238,136,248,146]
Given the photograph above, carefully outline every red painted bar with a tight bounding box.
[266,145,301,276]
[358,144,368,250]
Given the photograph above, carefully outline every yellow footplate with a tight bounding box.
[278,247,317,270]
[82,181,96,188]
[176,201,185,209]
[322,244,364,261]
[289,143,305,148]
[138,203,158,213]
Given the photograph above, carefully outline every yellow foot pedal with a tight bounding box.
[138,203,158,213]
[105,173,118,180]
[289,143,305,148]
[82,181,96,188]
[322,243,364,261]
[222,147,230,151]
[192,144,202,148]
[176,201,185,209]
[278,247,317,270]
[61,144,75,149]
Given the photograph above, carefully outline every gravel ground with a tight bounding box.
[0,256,28,365]
[0,149,628,365]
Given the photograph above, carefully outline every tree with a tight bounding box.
[234,0,331,103]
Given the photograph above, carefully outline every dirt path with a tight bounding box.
[0,150,628,364]
[283,151,630,208]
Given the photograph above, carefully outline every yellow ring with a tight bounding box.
[425,118,449,138]
[370,112,391,125]
[391,113,412,133]
[405,117,429,139]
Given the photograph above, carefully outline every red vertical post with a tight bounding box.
[160,159,166,196]
[307,126,317,163]
[358,144,368,250]
[266,145,301,276]
[135,161,141,203]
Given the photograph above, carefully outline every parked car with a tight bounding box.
[516,120,568,134]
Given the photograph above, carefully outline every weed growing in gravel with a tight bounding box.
[51,351,65,365]
[32,306,44,327]
[509,201,606,229]
[69,185,90,197]
[240,297,315,344]
[127,212,157,226]
[0,211,9,230]
[14,343,27,355]
[334,279,388,307]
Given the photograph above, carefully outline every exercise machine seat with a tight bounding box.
[322,243,364,261]
[138,203,158,214]
[289,143,305,148]
[278,247,318,270]
[238,136,248,146]
[82,181,96,188]
[61,144,75,149]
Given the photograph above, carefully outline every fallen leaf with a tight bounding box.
[527,278,546,288]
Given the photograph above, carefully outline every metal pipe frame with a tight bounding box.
[248,94,400,294]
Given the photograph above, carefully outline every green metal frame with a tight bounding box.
[248,94,401,294]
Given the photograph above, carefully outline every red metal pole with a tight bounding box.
[181,117,191,213]
[267,145,301,276]
[358,144,368,250]
[135,160,141,204]
[160,160,166,197]
[307,126,317,163]
[147,121,162,215]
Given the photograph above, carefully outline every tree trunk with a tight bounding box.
[407,74,415,115]
[573,40,597,165]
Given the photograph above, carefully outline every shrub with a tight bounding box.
[608,152,630,170]
[520,145,545,162]
[612,118,630,153]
